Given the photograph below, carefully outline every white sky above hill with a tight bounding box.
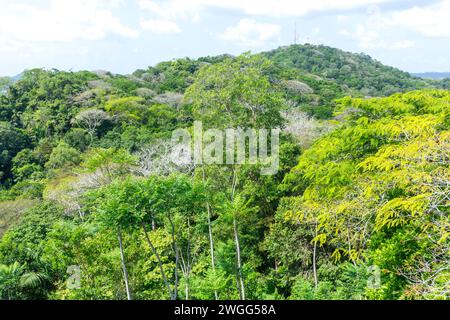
[1,0,449,75]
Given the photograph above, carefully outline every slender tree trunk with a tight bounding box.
[168,216,179,300]
[313,223,318,289]
[179,248,190,300]
[233,217,245,300]
[142,222,174,300]
[117,227,132,300]
[77,206,84,222]
[231,167,245,300]
[185,219,191,300]
[202,165,218,300]
[174,250,179,300]
[87,130,94,147]
[235,272,241,299]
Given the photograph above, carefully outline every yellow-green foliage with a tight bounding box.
[105,96,147,122]
[283,90,449,298]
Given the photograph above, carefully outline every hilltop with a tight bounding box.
[264,44,432,96]
[131,44,446,118]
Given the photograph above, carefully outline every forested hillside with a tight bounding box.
[266,44,431,95]
[0,45,448,300]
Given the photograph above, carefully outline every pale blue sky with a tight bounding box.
[1,0,450,76]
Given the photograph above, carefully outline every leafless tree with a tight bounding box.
[152,92,184,109]
[135,139,195,177]
[73,109,110,143]
[399,168,450,299]
[282,109,333,148]
[282,80,314,95]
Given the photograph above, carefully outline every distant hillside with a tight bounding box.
[129,44,440,119]
[11,73,23,82]
[263,44,432,97]
[412,72,450,80]
[0,74,22,94]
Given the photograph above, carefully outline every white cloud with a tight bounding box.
[137,0,201,22]
[354,24,384,49]
[339,1,450,50]
[339,29,352,37]
[342,26,416,50]
[137,0,450,44]
[337,15,350,23]
[137,0,395,20]
[0,0,138,50]
[390,0,450,38]
[339,5,416,50]
[341,1,450,43]
[140,19,181,34]
[221,19,281,47]
[391,40,415,49]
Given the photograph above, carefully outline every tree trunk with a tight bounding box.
[313,224,318,289]
[142,222,174,300]
[117,227,132,300]
[179,248,190,300]
[202,165,219,300]
[185,219,191,300]
[233,217,245,300]
[235,272,241,299]
[168,216,179,300]
[231,167,245,300]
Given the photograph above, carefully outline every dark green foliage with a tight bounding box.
[0,45,448,300]
[143,58,204,93]
[0,122,31,184]
[0,202,64,299]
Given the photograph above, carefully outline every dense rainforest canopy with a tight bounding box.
[0,44,448,300]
